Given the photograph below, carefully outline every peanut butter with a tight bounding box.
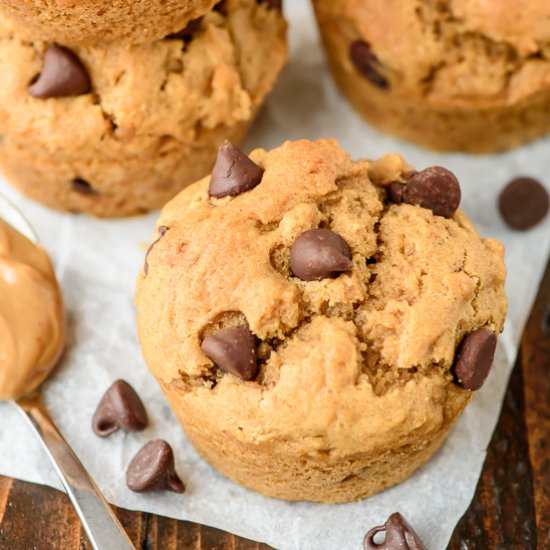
[0,219,64,400]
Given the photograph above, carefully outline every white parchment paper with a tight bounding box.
[1,2,550,549]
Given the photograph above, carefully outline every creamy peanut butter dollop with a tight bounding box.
[0,219,64,400]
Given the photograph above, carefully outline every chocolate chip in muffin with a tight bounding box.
[290,228,352,281]
[499,176,549,230]
[349,41,389,90]
[166,18,203,41]
[401,167,461,218]
[387,182,405,204]
[92,380,148,437]
[201,325,258,380]
[126,440,185,493]
[453,328,497,391]
[209,142,264,198]
[363,512,426,550]
[260,0,282,9]
[29,45,91,99]
[144,225,170,276]
[71,178,96,195]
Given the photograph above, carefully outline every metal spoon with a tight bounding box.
[0,194,135,550]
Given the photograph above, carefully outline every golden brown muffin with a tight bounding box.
[0,0,287,217]
[0,0,220,45]
[312,0,550,153]
[135,139,507,503]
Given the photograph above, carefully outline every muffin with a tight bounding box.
[312,0,550,153]
[0,0,220,45]
[0,0,287,217]
[135,139,507,503]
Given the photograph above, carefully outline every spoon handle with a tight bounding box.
[14,396,135,550]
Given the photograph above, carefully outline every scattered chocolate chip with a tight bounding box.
[498,177,549,230]
[453,328,497,391]
[402,166,461,218]
[290,228,353,281]
[126,440,185,493]
[71,178,96,195]
[92,380,148,437]
[29,45,91,99]
[166,17,203,40]
[350,41,389,89]
[201,325,258,380]
[144,225,169,276]
[364,512,426,550]
[388,182,405,204]
[259,0,282,9]
[208,142,264,198]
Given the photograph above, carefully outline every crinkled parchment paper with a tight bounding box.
[1,2,549,549]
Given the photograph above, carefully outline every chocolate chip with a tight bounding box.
[388,183,405,204]
[542,304,550,336]
[402,166,461,218]
[126,440,185,493]
[201,325,258,380]
[453,328,497,391]
[260,0,282,9]
[364,512,426,550]
[144,225,169,276]
[499,177,549,230]
[208,142,264,198]
[166,17,202,40]
[290,228,353,281]
[92,380,148,437]
[350,41,389,89]
[29,45,91,99]
[71,178,96,195]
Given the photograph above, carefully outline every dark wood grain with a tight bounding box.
[1,259,549,550]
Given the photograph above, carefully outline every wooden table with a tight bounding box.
[1,258,549,549]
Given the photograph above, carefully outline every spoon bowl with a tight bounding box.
[0,194,134,550]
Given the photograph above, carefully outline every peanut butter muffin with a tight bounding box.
[135,139,507,503]
[312,0,550,153]
[0,0,287,217]
[0,0,220,45]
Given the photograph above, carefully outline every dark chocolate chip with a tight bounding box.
[126,440,185,493]
[259,0,282,9]
[402,166,461,218]
[29,45,91,99]
[71,178,96,195]
[388,183,405,204]
[498,177,549,230]
[208,142,264,198]
[144,225,169,276]
[201,325,258,380]
[92,380,148,437]
[290,228,353,281]
[453,328,497,391]
[166,17,203,40]
[349,40,389,89]
[364,512,426,550]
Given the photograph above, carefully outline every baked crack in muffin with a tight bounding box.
[136,139,507,503]
[312,0,550,153]
[0,0,287,217]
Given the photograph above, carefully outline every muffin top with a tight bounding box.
[0,0,287,159]
[136,139,507,456]
[0,0,220,45]
[332,0,550,106]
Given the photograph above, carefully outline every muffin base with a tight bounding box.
[164,381,470,504]
[0,119,254,218]
[313,3,550,154]
[2,0,219,45]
